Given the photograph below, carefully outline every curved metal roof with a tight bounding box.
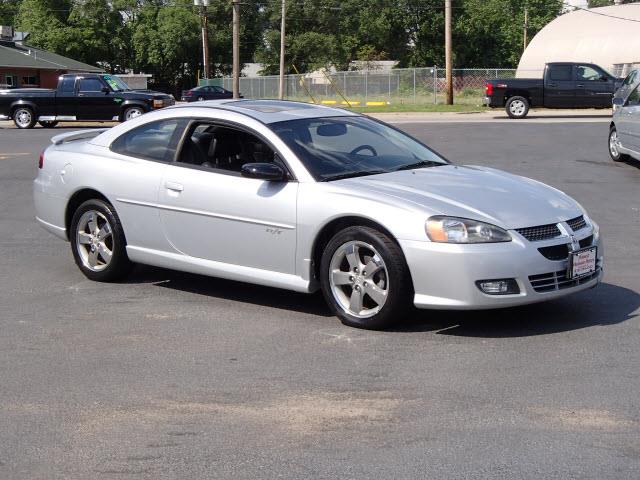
[517,4,640,78]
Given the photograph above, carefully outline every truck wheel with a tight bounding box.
[122,106,144,122]
[38,121,58,128]
[608,126,629,162]
[506,96,529,119]
[13,107,37,129]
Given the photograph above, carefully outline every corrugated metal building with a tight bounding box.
[517,4,640,78]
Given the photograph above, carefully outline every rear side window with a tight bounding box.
[60,77,75,93]
[79,78,104,92]
[548,65,572,81]
[111,119,186,162]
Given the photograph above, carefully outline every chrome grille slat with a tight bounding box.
[529,266,600,293]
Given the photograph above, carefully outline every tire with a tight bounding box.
[608,126,629,162]
[13,107,37,129]
[505,96,529,119]
[319,226,413,330]
[70,199,132,282]
[197,96,205,101]
[38,120,58,128]
[122,106,145,122]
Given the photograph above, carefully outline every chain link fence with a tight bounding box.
[221,67,530,105]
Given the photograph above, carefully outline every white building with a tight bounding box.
[517,3,640,78]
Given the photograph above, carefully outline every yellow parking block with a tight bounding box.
[340,101,361,106]
[365,101,389,106]
[320,100,338,105]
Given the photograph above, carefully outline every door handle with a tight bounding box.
[164,181,184,192]
[576,84,584,88]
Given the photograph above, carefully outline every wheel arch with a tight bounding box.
[119,102,148,121]
[10,100,38,116]
[309,215,410,285]
[503,91,531,106]
[64,188,111,240]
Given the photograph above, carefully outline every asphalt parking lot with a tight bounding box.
[1,116,639,479]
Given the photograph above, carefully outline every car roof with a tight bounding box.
[167,99,360,124]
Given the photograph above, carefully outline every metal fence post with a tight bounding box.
[365,71,368,102]
[433,67,437,104]
[413,68,416,104]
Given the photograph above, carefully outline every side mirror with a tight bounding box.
[241,162,286,181]
[612,97,624,108]
[101,86,111,94]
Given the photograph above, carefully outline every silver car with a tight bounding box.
[610,82,640,163]
[34,100,602,329]
[613,68,639,112]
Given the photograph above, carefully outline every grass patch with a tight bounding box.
[342,103,487,113]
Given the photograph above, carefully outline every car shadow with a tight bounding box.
[395,283,638,337]
[124,266,637,337]
[491,114,611,120]
[124,264,333,317]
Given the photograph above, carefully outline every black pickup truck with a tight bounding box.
[0,74,174,128]
[484,62,622,118]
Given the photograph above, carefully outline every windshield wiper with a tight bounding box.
[394,160,444,171]
[321,169,389,182]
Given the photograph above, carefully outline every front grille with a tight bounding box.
[529,266,600,293]
[537,235,594,261]
[515,223,561,242]
[567,215,587,232]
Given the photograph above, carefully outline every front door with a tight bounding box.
[159,122,298,274]
[76,77,117,120]
[544,64,575,108]
[575,64,615,108]
[618,85,640,151]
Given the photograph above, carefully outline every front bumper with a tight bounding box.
[400,229,602,310]
[0,114,9,120]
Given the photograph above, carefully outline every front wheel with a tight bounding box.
[38,120,58,128]
[505,96,529,119]
[13,107,36,129]
[320,226,413,330]
[122,106,145,122]
[608,126,629,162]
[70,199,132,282]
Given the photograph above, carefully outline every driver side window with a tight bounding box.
[577,65,602,82]
[177,123,283,175]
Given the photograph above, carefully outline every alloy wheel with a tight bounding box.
[609,130,620,157]
[329,240,389,318]
[15,108,33,128]
[75,210,113,272]
[509,100,525,117]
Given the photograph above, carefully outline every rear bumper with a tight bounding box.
[399,232,603,310]
[483,96,502,108]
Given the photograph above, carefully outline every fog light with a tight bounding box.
[476,279,520,295]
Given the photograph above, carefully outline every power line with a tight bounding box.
[561,2,640,23]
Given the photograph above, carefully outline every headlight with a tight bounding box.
[426,216,512,243]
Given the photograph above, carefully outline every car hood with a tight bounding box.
[336,165,582,229]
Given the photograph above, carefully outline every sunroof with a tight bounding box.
[234,100,315,113]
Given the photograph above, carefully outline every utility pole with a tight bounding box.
[523,7,529,51]
[278,0,286,100]
[194,0,210,79]
[232,0,240,98]
[445,0,453,105]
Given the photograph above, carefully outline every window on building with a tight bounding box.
[21,76,39,86]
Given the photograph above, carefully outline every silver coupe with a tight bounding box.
[34,100,603,329]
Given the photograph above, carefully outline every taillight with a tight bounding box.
[485,82,493,96]
[185,90,193,96]
[38,150,44,169]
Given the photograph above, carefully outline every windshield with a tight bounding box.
[270,116,448,181]
[102,74,130,92]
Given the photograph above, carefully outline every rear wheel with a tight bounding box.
[70,199,132,282]
[608,126,629,162]
[197,96,205,101]
[320,226,412,330]
[505,96,529,119]
[38,120,58,128]
[13,107,36,129]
